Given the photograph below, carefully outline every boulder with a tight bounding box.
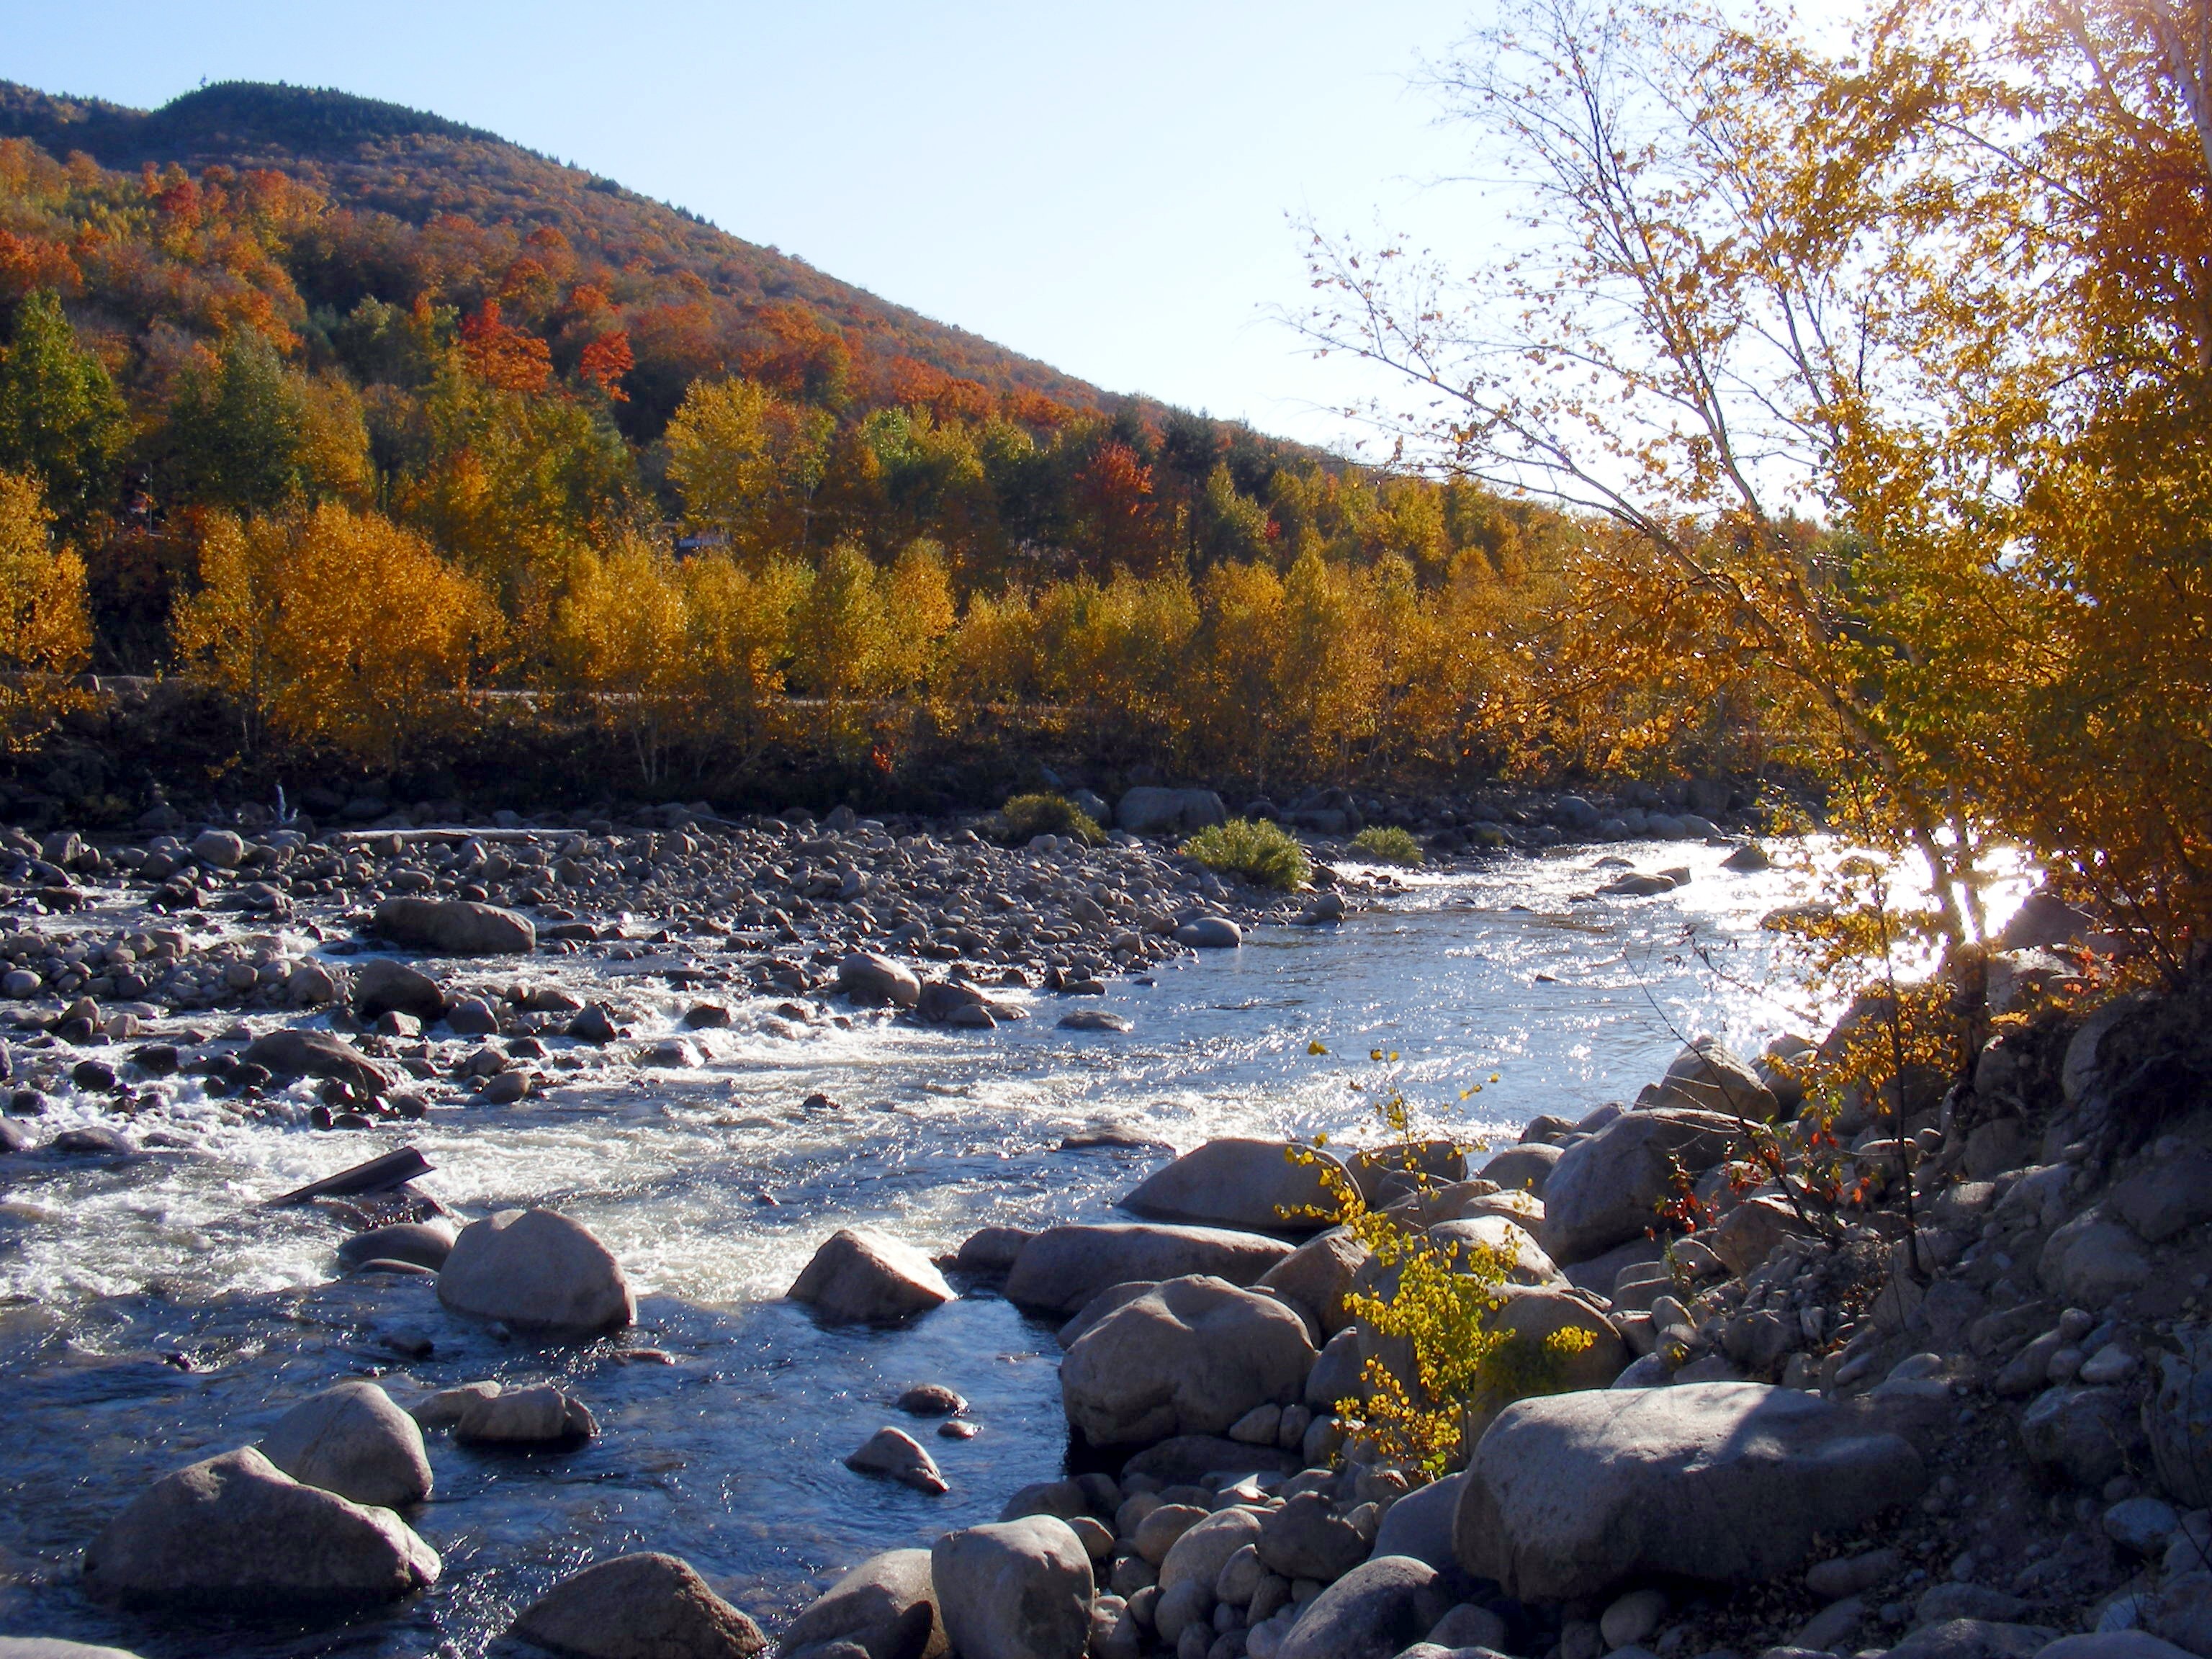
[779,1548,946,1659]
[1480,1143,1563,1197]
[839,952,922,1010]
[2148,1331,2212,1507]
[1174,917,1242,949]
[191,827,246,868]
[1346,1141,1467,1205]
[374,897,536,956]
[1121,1139,1348,1234]
[1370,1471,1465,1570]
[415,1382,597,1445]
[930,1516,1094,1659]
[2020,1385,2144,1488]
[1487,1285,1631,1393]
[258,1381,432,1508]
[1885,1622,2057,1659]
[1159,1507,1264,1596]
[1255,1491,1365,1582]
[1711,1194,1818,1277]
[2113,1151,2212,1244]
[1649,1038,1780,1120]
[511,1552,766,1659]
[1454,1382,1927,1601]
[81,1447,439,1609]
[846,1427,948,1495]
[1276,1556,1451,1659]
[1425,1215,1564,1287]
[917,981,992,1024]
[2039,1212,2154,1305]
[789,1228,955,1323]
[1539,1108,1741,1265]
[1003,1224,1294,1316]
[1255,1228,1371,1336]
[0,1641,148,1658]
[2036,1638,2198,1659]
[353,957,446,1022]
[1116,788,1227,837]
[338,1221,455,1272]
[438,1208,634,1334]
[1061,1275,1317,1448]
[240,1028,399,1095]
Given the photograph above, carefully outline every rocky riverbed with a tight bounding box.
[19,792,2193,1659]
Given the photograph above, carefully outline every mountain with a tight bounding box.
[0,79,1117,427]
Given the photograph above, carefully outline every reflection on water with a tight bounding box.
[0,837,2018,1655]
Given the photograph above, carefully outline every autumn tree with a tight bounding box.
[662,376,832,559]
[0,289,128,529]
[0,468,91,748]
[174,501,499,766]
[159,331,371,511]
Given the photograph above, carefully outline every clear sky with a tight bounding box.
[1,1,1496,452]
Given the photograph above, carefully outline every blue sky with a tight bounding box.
[1,0,1494,450]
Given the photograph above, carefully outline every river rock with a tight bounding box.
[1159,1506,1263,1596]
[1174,917,1242,949]
[838,952,922,1009]
[1256,1228,1371,1336]
[1116,788,1227,837]
[2020,1385,2144,1488]
[2148,1331,2212,1506]
[1255,1491,1365,1581]
[847,1427,948,1494]
[2038,1212,2154,1305]
[258,1381,432,1508]
[438,1208,634,1334]
[81,1447,439,1609]
[0,1640,150,1657]
[1480,1143,1563,1197]
[1711,1194,1817,1277]
[1539,1107,1742,1265]
[353,957,446,1022]
[1425,1215,1565,1286]
[1003,1224,1294,1316]
[790,1228,956,1323]
[1276,1556,1451,1659]
[1122,1138,1348,1234]
[1886,1621,2057,1659]
[191,828,246,868]
[1454,1382,1927,1601]
[374,897,536,956]
[511,1551,765,1659]
[1649,1037,1780,1120]
[338,1221,455,1272]
[779,1547,947,1659]
[241,1028,399,1094]
[417,1381,597,1445]
[1061,1275,1316,1447]
[930,1516,1094,1659]
[1370,1470,1465,1570]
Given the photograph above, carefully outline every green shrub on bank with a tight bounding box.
[1353,824,1425,865]
[1182,817,1311,891]
[999,791,1104,845]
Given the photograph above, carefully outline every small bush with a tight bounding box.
[1182,817,1312,891]
[1354,824,1425,865]
[1001,791,1104,845]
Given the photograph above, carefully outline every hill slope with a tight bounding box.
[0,78,1115,421]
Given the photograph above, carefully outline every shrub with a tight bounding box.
[1182,817,1312,891]
[1354,824,1425,865]
[1000,791,1104,845]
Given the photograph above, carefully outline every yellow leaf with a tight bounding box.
[1309,1040,1329,1055]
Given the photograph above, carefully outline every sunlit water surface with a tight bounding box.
[0,838,2019,1656]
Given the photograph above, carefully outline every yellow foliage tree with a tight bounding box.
[174,501,500,768]
[0,467,91,749]
[664,375,834,560]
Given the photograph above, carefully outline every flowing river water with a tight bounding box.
[0,836,1991,1658]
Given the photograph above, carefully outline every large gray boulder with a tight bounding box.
[258,1381,431,1508]
[1539,1107,1741,1265]
[511,1552,766,1659]
[788,1228,954,1323]
[1277,1556,1451,1659]
[930,1516,1093,1659]
[241,1028,399,1095]
[0,1640,148,1657]
[778,1548,946,1659]
[2148,1331,2212,1507]
[374,897,536,956]
[1256,1228,1371,1337]
[81,1447,440,1609]
[1004,1224,1294,1316]
[1370,1471,1466,1570]
[1454,1382,1926,1601]
[838,952,922,1010]
[1122,1139,1349,1234]
[1480,1143,1563,1197]
[1116,788,1227,836]
[1649,1037,1780,1120]
[353,956,446,1022]
[438,1208,634,1334]
[1061,1275,1316,1448]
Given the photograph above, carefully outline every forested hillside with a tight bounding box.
[0,81,1627,810]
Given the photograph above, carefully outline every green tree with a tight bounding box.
[0,290,129,529]
[160,332,369,512]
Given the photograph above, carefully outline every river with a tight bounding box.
[0,835,1931,1656]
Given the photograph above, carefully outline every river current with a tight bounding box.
[0,836,1969,1657]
